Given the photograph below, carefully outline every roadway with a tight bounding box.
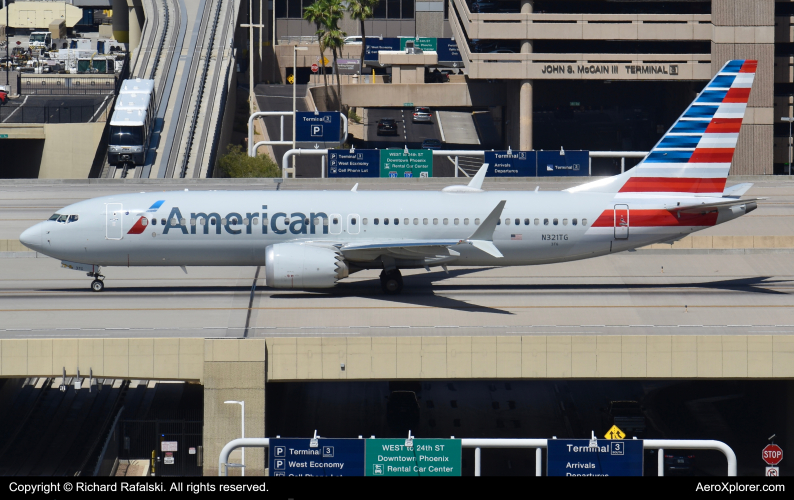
[364,107,443,150]
[1,177,793,339]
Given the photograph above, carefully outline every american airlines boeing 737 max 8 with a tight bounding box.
[20,60,760,294]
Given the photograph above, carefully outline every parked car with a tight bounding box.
[664,453,695,475]
[426,69,450,83]
[421,138,442,150]
[0,89,7,105]
[412,107,432,123]
[377,118,399,136]
[469,1,498,13]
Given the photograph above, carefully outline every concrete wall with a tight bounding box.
[2,336,793,382]
[203,339,266,476]
[311,81,508,108]
[39,122,108,179]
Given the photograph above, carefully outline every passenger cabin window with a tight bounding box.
[562,218,568,226]
[180,218,187,225]
[142,217,149,226]
[543,218,549,225]
[161,218,167,225]
[534,218,539,225]
[394,218,399,225]
[433,218,439,225]
[333,217,339,224]
[524,218,529,225]
[252,217,259,225]
[582,218,588,226]
[475,218,480,225]
[413,218,418,225]
[515,218,519,226]
[221,218,228,225]
[304,218,309,225]
[152,219,157,226]
[404,218,409,225]
[572,218,577,226]
[464,218,469,225]
[553,218,558,226]
[384,218,389,225]
[363,218,368,225]
[443,218,448,225]
[351,218,357,225]
[497,219,501,225]
[454,218,459,225]
[374,218,380,225]
[505,218,510,225]
[423,218,428,225]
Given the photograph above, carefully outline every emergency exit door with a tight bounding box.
[106,203,123,240]
[614,204,629,239]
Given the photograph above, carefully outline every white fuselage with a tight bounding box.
[21,189,748,269]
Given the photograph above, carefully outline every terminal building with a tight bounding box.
[256,0,790,175]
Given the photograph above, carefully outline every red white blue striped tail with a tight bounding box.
[618,59,756,196]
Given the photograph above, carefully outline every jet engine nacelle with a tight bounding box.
[265,243,349,288]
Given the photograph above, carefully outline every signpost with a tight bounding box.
[269,438,365,476]
[379,149,433,177]
[328,149,380,177]
[547,439,643,476]
[365,439,461,476]
[484,150,536,176]
[537,150,589,176]
[161,441,178,452]
[336,59,360,75]
[295,111,342,148]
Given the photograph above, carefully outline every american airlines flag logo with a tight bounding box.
[511,234,522,240]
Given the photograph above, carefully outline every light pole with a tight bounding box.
[241,1,266,115]
[782,117,793,176]
[291,45,307,177]
[224,400,245,476]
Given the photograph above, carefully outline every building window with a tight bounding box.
[373,0,413,19]
[276,0,317,19]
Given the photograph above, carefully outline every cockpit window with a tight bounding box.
[49,214,61,221]
[57,215,68,223]
[68,215,79,223]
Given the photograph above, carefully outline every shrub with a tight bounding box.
[217,145,280,178]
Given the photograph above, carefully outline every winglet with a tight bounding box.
[467,163,489,190]
[442,164,489,192]
[351,183,358,192]
[462,200,506,258]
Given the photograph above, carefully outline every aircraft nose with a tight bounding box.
[19,224,42,251]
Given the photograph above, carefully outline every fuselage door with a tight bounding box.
[329,213,342,235]
[106,203,123,240]
[614,204,629,240]
[347,214,360,235]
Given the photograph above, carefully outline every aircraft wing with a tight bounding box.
[340,200,508,261]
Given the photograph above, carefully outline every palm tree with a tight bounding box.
[302,1,330,106]
[347,0,378,76]
[321,26,347,112]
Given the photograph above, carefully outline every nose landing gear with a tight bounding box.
[87,271,105,292]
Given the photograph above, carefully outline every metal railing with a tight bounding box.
[217,437,738,477]
[0,102,112,123]
[280,148,649,178]
[20,75,117,95]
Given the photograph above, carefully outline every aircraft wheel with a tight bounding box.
[380,270,403,295]
[91,279,105,292]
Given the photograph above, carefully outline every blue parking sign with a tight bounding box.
[269,438,365,476]
[295,112,341,146]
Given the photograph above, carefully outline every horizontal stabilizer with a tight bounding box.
[671,197,763,215]
[722,183,752,197]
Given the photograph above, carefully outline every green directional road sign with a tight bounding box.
[379,149,432,178]
[0,134,8,139]
[400,37,437,52]
[365,439,461,476]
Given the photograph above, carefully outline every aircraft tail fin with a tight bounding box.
[568,60,757,196]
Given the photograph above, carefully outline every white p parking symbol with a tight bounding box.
[311,125,323,137]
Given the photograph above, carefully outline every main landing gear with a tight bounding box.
[380,269,403,294]
[88,271,105,292]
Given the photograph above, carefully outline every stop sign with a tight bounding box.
[311,63,319,73]
[763,444,783,465]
